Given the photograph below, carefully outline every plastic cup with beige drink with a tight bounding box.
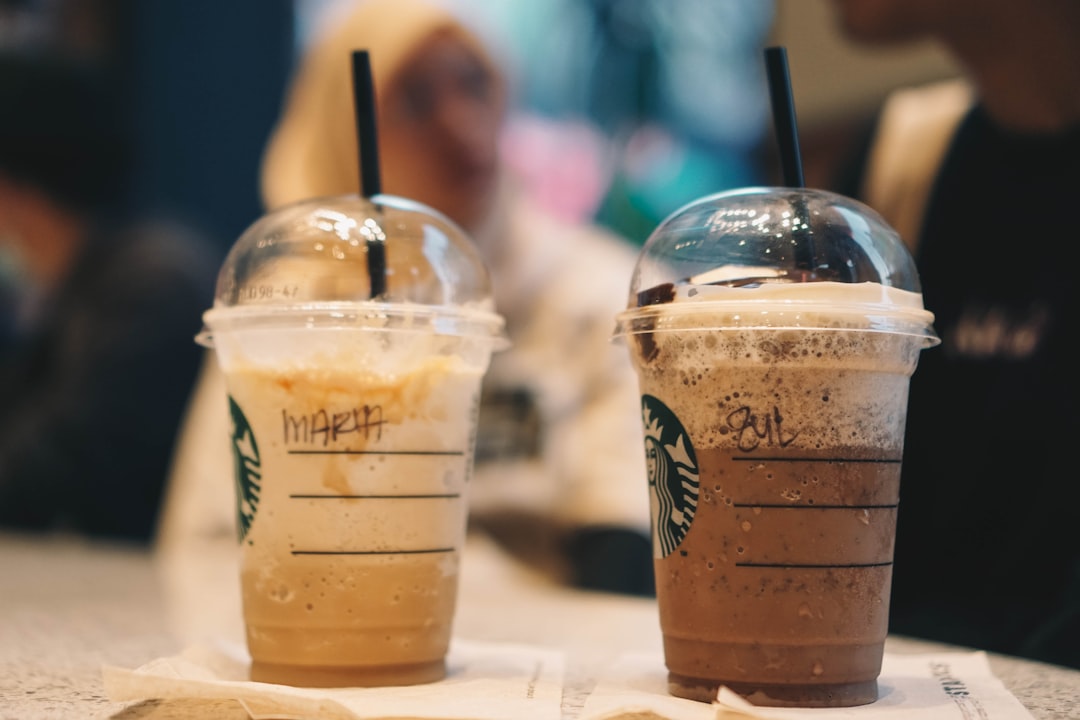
[196,193,506,687]
[614,186,939,707]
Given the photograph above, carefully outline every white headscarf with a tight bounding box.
[260,0,500,211]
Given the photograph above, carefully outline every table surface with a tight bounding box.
[2,530,1078,720]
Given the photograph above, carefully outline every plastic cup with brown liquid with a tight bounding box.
[197,194,506,687]
[614,187,939,707]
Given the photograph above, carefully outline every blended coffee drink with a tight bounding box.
[217,340,486,686]
[199,194,505,687]
[615,188,937,707]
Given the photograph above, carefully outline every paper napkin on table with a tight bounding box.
[103,638,563,720]
[580,651,1035,720]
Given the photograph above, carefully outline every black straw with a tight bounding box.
[764,46,816,276]
[352,50,382,197]
[350,49,386,298]
[764,46,804,188]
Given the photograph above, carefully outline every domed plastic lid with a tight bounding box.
[197,194,507,347]
[615,186,938,341]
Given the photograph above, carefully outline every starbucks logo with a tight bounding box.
[641,395,700,558]
[228,396,261,541]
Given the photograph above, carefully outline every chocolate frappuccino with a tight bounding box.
[615,188,938,707]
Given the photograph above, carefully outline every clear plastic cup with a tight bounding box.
[613,187,938,707]
[197,193,507,687]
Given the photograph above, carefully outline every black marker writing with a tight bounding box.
[726,405,799,452]
[282,405,386,446]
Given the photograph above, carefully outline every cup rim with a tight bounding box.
[196,301,509,350]
[614,300,940,345]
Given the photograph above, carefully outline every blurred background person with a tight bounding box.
[162,0,657,595]
[446,0,775,245]
[0,49,218,541]
[823,0,1080,668]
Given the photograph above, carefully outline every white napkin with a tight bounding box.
[581,651,1035,720]
[103,638,563,720]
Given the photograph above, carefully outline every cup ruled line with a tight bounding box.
[730,456,902,464]
[735,561,893,569]
[287,449,465,456]
[733,503,898,510]
[291,548,455,556]
[289,493,461,499]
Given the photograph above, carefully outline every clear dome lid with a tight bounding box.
[197,194,507,347]
[615,186,938,341]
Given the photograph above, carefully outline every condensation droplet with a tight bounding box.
[741,521,752,532]
[812,662,824,676]
[798,603,813,618]
[752,506,762,515]
[859,509,871,525]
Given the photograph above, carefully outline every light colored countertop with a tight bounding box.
[1,530,1077,719]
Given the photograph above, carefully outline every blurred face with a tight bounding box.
[379,31,505,232]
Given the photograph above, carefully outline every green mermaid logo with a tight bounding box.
[641,395,700,558]
[228,396,261,541]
